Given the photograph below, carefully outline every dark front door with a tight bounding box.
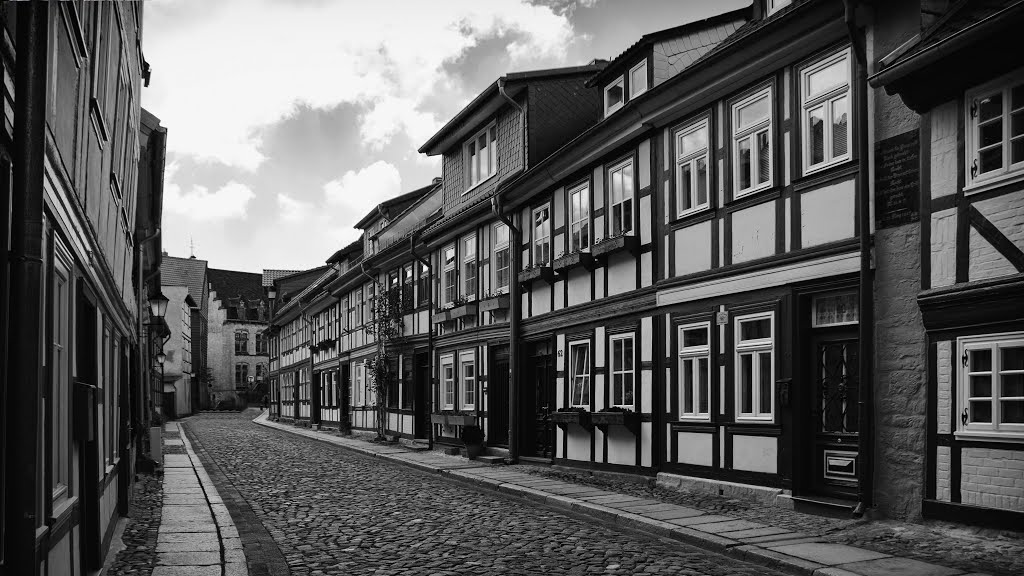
[808,330,860,498]
[341,364,351,431]
[521,341,554,458]
[489,346,510,447]
[414,352,429,439]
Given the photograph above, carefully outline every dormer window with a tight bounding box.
[767,0,791,16]
[629,61,648,99]
[604,77,625,116]
[465,123,496,191]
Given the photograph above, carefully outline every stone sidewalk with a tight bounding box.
[156,422,246,576]
[254,413,996,576]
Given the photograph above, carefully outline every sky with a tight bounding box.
[141,0,747,273]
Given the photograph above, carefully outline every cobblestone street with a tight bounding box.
[183,413,784,576]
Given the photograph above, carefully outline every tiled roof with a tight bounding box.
[262,269,300,287]
[209,268,264,302]
[160,255,208,306]
[884,0,1020,69]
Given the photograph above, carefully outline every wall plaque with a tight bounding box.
[875,129,920,229]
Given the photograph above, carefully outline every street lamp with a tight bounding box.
[148,292,170,319]
[156,351,166,365]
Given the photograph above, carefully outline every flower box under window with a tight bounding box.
[549,409,591,430]
[518,265,555,285]
[431,309,451,325]
[430,412,477,427]
[449,302,477,320]
[592,234,639,261]
[479,294,510,313]
[553,251,595,274]
[590,409,640,436]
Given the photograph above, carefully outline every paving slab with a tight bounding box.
[156,551,221,566]
[641,506,705,520]
[694,519,766,534]
[156,540,220,553]
[768,542,890,566]
[158,532,220,544]
[725,526,792,540]
[152,567,221,576]
[159,522,218,533]
[836,557,965,576]
[742,531,810,544]
[667,514,734,526]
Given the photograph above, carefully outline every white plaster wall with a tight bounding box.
[970,190,1024,281]
[641,422,652,467]
[607,426,635,466]
[731,201,775,264]
[46,534,73,576]
[677,431,713,466]
[930,208,957,288]
[674,221,712,276]
[969,228,1015,281]
[930,100,958,200]
[800,178,856,247]
[732,435,777,474]
[567,268,589,308]
[566,426,591,461]
[532,281,551,315]
[607,252,636,296]
[640,195,653,245]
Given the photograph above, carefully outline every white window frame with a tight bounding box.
[464,122,497,192]
[610,333,635,408]
[734,311,775,422]
[354,363,365,406]
[679,322,711,421]
[767,0,792,16]
[629,60,648,99]
[608,159,634,236]
[675,117,711,218]
[533,205,551,265]
[800,48,852,174]
[460,352,476,410]
[964,68,1024,193]
[51,241,73,505]
[568,341,591,408]
[440,354,455,410]
[956,332,1024,442]
[463,235,476,300]
[604,76,625,117]
[568,183,590,253]
[494,222,510,292]
[442,244,456,305]
[732,86,774,198]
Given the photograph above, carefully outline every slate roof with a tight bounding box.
[353,179,442,230]
[262,269,300,287]
[160,255,208,307]
[209,268,264,302]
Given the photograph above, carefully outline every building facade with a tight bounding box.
[159,254,209,417]
[207,268,269,408]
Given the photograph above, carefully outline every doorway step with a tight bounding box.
[398,437,431,452]
[777,494,858,518]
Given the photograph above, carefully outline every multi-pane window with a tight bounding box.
[732,87,773,196]
[441,355,455,409]
[569,342,591,407]
[494,223,510,291]
[461,353,476,410]
[630,60,648,99]
[959,334,1024,437]
[533,206,551,265]
[609,160,634,236]
[801,49,851,172]
[355,287,363,327]
[256,333,266,354]
[463,235,476,300]
[966,69,1024,188]
[443,245,457,304]
[604,77,625,116]
[676,118,710,216]
[610,334,635,408]
[569,184,590,252]
[679,323,711,420]
[51,244,72,504]
[354,364,365,406]
[417,262,431,307]
[235,330,249,354]
[466,124,496,189]
[403,265,414,311]
[235,363,249,385]
[735,312,774,421]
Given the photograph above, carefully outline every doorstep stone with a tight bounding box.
[836,557,965,576]
[767,542,890,566]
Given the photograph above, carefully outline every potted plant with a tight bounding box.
[479,290,510,312]
[553,250,595,273]
[517,263,555,285]
[590,406,640,435]
[449,295,477,320]
[549,407,591,430]
[461,425,486,459]
[592,233,639,261]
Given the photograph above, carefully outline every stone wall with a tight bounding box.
[961,448,1024,511]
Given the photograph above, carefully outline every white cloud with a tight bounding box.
[164,164,255,221]
[324,161,403,219]
[143,0,579,170]
[276,193,313,223]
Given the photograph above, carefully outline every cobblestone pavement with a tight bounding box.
[519,467,1024,576]
[103,473,162,576]
[184,412,786,576]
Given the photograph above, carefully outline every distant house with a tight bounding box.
[160,254,210,414]
[207,268,270,407]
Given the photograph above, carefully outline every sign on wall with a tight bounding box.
[875,129,920,229]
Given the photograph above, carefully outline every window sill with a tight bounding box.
[801,155,853,180]
[954,430,1024,443]
[963,170,1024,196]
[463,172,498,196]
[732,181,774,202]
[734,417,775,424]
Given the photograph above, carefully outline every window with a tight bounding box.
[958,333,1024,439]
[629,60,648,98]
[675,118,711,217]
[735,312,774,421]
[569,342,591,407]
[51,243,72,504]
[441,355,455,409]
[443,245,457,304]
[610,334,635,408]
[256,333,266,354]
[533,206,551,265]
[812,292,859,328]
[767,0,792,16]
[801,49,851,173]
[732,87,773,196]
[679,323,711,420]
[461,353,476,409]
[568,184,590,252]
[402,355,415,410]
[463,235,476,300]
[966,69,1024,189]
[354,364,365,406]
[235,330,249,354]
[494,223,510,291]
[417,262,431,307]
[465,124,496,189]
[403,265,414,311]
[604,76,625,116]
[608,160,634,236]
[355,287,363,327]
[235,363,249,386]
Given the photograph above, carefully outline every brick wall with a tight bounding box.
[969,190,1024,282]
[961,448,1024,511]
[936,446,951,502]
[936,340,952,434]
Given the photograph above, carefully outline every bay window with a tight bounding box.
[569,341,591,408]
[608,160,634,236]
[610,334,635,408]
[675,118,710,216]
[679,323,711,420]
[735,312,774,421]
[569,183,590,252]
[801,49,851,173]
[732,87,773,196]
